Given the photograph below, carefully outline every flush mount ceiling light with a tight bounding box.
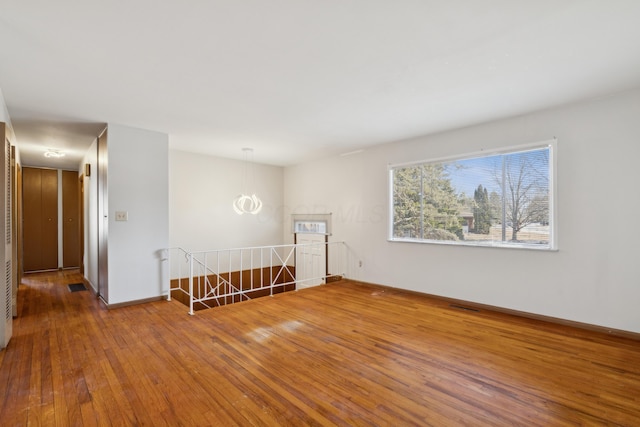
[44,149,65,158]
[233,148,263,215]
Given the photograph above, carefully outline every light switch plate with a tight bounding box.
[115,211,128,221]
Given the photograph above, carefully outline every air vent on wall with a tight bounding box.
[449,304,480,313]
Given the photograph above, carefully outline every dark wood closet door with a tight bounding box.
[23,167,58,272]
[62,170,79,268]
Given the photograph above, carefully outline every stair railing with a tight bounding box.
[168,241,347,314]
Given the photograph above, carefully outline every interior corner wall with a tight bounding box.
[0,88,11,126]
[106,123,169,304]
[0,91,15,146]
[284,88,640,334]
[169,150,284,252]
[81,138,99,292]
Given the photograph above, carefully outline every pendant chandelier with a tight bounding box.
[233,148,263,215]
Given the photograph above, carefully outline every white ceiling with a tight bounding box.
[1,0,640,169]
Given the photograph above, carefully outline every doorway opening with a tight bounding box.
[292,215,331,290]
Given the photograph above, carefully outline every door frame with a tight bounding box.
[97,128,108,301]
[294,232,328,289]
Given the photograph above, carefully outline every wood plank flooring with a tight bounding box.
[1,269,640,426]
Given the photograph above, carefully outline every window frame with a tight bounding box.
[388,139,557,251]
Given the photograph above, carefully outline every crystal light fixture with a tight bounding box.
[233,148,263,215]
[44,149,65,158]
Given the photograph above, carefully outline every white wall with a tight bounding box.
[106,124,169,304]
[0,88,11,125]
[169,150,284,252]
[0,88,15,143]
[285,88,640,333]
[81,138,99,292]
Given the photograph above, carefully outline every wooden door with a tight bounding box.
[11,147,19,317]
[62,170,80,268]
[23,167,58,272]
[78,174,84,275]
[15,162,22,312]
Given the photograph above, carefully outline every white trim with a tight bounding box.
[388,138,557,170]
[549,140,558,250]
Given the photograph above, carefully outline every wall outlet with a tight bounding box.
[359,260,363,267]
[115,211,128,221]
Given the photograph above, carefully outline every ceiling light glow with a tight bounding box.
[44,150,65,158]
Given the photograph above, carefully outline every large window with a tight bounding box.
[390,141,555,249]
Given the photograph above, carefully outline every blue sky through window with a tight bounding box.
[445,148,549,198]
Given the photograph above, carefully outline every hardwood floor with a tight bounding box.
[1,270,639,426]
